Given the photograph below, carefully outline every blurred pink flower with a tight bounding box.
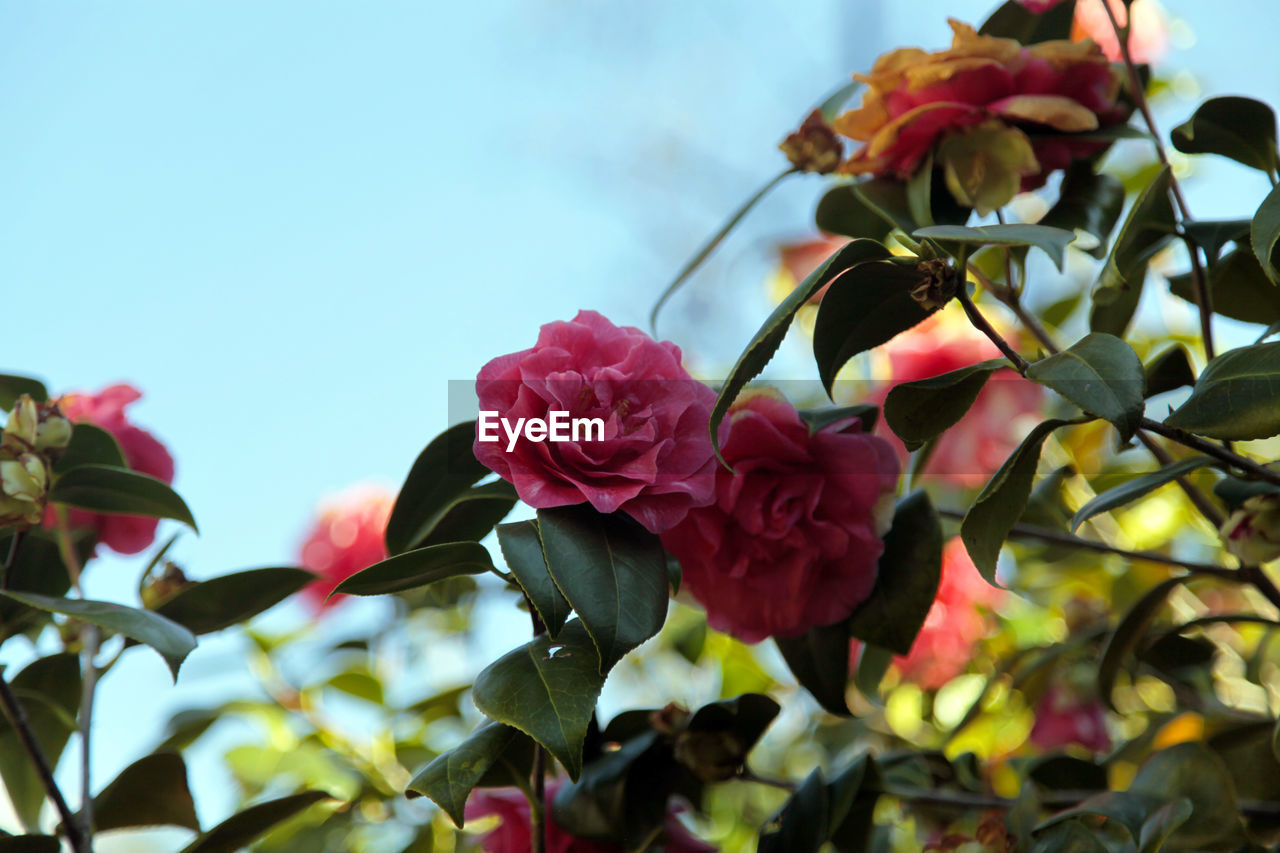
[1074,0,1168,64]
[1030,684,1111,752]
[298,485,393,610]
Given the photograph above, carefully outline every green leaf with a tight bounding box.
[1252,182,1280,283]
[551,730,672,848]
[1143,345,1196,398]
[1185,218,1251,264]
[827,755,882,853]
[1129,742,1242,848]
[407,721,532,826]
[812,260,935,395]
[415,481,518,549]
[913,224,1076,271]
[49,464,197,531]
[332,541,494,597]
[0,531,79,641]
[980,0,1077,42]
[1071,457,1216,532]
[775,621,855,717]
[1097,575,1187,711]
[1164,341,1280,440]
[0,654,80,830]
[797,404,878,435]
[471,620,606,780]
[0,837,60,853]
[686,693,780,756]
[1040,163,1125,259]
[883,359,1006,450]
[1091,166,1176,335]
[847,491,942,655]
[712,239,893,456]
[177,791,332,853]
[384,421,492,556]
[52,423,127,475]
[1138,799,1194,853]
[327,671,384,704]
[0,375,47,410]
[0,592,196,679]
[497,520,570,638]
[852,179,917,234]
[1026,333,1145,440]
[1168,243,1280,325]
[155,567,315,634]
[962,419,1075,584]
[1171,96,1279,174]
[1037,802,1143,850]
[537,506,668,672]
[814,183,893,243]
[1215,475,1280,510]
[853,644,894,702]
[86,752,200,832]
[758,769,830,853]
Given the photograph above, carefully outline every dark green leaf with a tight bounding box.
[53,424,126,475]
[0,592,196,679]
[0,654,80,830]
[1138,799,1194,853]
[0,376,47,410]
[962,419,1075,584]
[852,179,917,234]
[797,404,878,435]
[776,621,854,717]
[407,722,532,826]
[1185,218,1251,264]
[1252,182,1280,283]
[0,531,82,641]
[1164,341,1280,440]
[1214,475,1280,509]
[1035,810,1128,851]
[1129,742,1242,848]
[87,752,200,832]
[1143,345,1195,398]
[1169,243,1280,325]
[50,464,196,531]
[1026,333,1145,440]
[1089,259,1148,336]
[758,769,830,853]
[980,0,1076,42]
[712,239,893,457]
[812,260,934,394]
[552,731,674,848]
[1171,96,1279,174]
[497,520,570,638]
[177,791,332,853]
[827,755,881,853]
[853,643,894,702]
[686,693,780,754]
[384,421,492,556]
[913,224,1076,271]
[415,481,518,549]
[0,837,60,853]
[1097,576,1187,710]
[1092,166,1176,334]
[1040,164,1125,259]
[814,183,893,243]
[847,491,943,655]
[155,567,315,634]
[538,506,670,672]
[471,620,606,780]
[883,359,1006,449]
[1071,457,1215,531]
[332,541,494,597]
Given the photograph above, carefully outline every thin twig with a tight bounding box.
[1140,419,1280,487]
[1238,565,1280,614]
[1134,432,1225,527]
[956,287,1030,373]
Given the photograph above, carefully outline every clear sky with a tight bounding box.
[3,0,1280,844]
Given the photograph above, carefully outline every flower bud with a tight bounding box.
[0,451,50,527]
[141,563,192,609]
[1220,494,1280,565]
[35,405,73,452]
[3,395,39,450]
[780,110,844,174]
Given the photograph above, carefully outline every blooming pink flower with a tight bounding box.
[661,391,899,644]
[473,310,721,535]
[1030,684,1110,752]
[298,485,393,610]
[465,784,715,853]
[853,538,1004,690]
[47,384,176,555]
[1073,0,1167,64]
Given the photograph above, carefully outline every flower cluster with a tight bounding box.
[1,396,71,528]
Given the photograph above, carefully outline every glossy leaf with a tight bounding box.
[686,693,780,754]
[1185,218,1251,264]
[417,480,518,549]
[1169,243,1280,325]
[827,755,881,853]
[1033,814,1122,852]
[775,620,854,717]
[177,791,331,853]
[407,721,532,826]
[0,654,80,830]
[980,0,1077,42]
[471,620,606,780]
[1071,457,1215,531]
[384,420,492,556]
[1215,475,1280,510]
[847,491,943,655]
[1143,345,1195,397]
[155,567,315,634]
[962,419,1075,584]
[814,183,893,243]
[1026,333,1145,440]
[853,644,894,702]
[0,530,82,641]
[1164,341,1280,440]
[1171,96,1279,174]
[913,223,1076,271]
[497,520,570,638]
[52,423,127,474]
[758,769,830,853]
[712,239,893,456]
[0,592,196,679]
[0,375,47,410]
[1097,575,1187,710]
[538,506,668,672]
[883,359,1006,449]
[86,752,200,832]
[50,464,196,531]
[812,260,934,395]
[1252,182,1280,283]
[1138,799,1194,853]
[1040,163,1125,259]
[1091,166,1175,334]
[332,541,494,597]
[552,730,673,848]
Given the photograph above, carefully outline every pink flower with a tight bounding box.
[1073,0,1167,64]
[465,784,715,853]
[1030,684,1110,752]
[298,485,393,610]
[48,384,176,555]
[660,391,899,644]
[473,310,721,534]
[854,538,1004,690]
[1017,0,1070,11]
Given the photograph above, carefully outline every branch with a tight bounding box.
[1140,419,1280,487]
[956,287,1030,373]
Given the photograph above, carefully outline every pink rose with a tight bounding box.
[465,783,716,853]
[660,391,899,644]
[473,310,720,534]
[1030,684,1110,752]
[48,383,176,555]
[297,485,393,611]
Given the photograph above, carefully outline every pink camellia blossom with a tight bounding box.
[853,538,1004,690]
[48,384,176,555]
[661,390,899,644]
[465,784,715,853]
[1073,0,1167,64]
[1030,684,1111,752]
[473,310,721,535]
[298,485,394,610]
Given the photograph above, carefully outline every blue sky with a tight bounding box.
[4,0,1280,842]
